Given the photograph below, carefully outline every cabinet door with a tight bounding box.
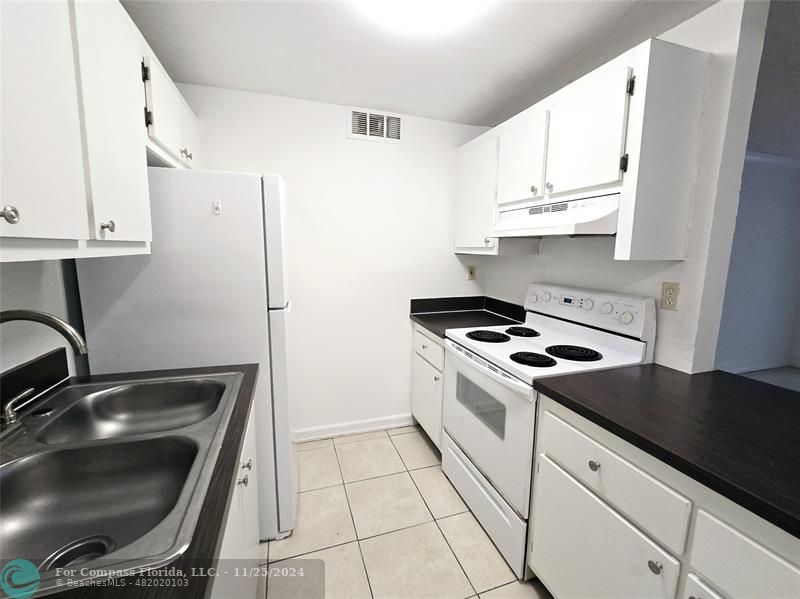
[73,0,152,242]
[545,67,631,196]
[531,455,679,599]
[411,352,443,448]
[180,101,200,168]
[146,58,184,160]
[497,107,547,205]
[1,0,89,240]
[454,135,498,254]
[682,574,722,599]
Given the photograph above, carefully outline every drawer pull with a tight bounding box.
[647,560,663,575]
[588,459,601,472]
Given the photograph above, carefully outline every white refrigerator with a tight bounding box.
[76,167,295,541]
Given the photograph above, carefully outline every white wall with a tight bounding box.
[715,154,800,372]
[479,0,768,373]
[0,261,75,373]
[179,84,484,436]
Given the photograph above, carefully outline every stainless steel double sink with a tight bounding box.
[0,372,243,596]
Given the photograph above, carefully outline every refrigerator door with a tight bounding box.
[262,175,289,309]
[268,305,296,534]
[77,167,284,539]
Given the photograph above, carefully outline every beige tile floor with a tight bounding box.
[267,426,552,599]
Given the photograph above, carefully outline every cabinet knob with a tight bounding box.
[1,205,20,224]
[181,148,193,161]
[588,460,601,472]
[530,185,538,195]
[545,182,554,193]
[484,237,492,245]
[100,220,116,233]
[237,474,249,487]
[241,459,253,471]
[647,560,663,575]
[434,375,440,382]
[421,344,428,350]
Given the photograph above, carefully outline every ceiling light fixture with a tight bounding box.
[352,0,491,38]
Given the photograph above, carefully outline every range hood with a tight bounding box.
[495,193,620,237]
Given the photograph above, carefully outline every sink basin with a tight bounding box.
[36,379,225,444]
[0,437,197,570]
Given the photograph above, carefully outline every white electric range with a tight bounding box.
[441,283,656,578]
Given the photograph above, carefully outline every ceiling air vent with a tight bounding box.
[348,108,402,143]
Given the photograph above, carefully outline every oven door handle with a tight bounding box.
[445,340,532,397]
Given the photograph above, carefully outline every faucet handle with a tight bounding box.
[2,387,36,424]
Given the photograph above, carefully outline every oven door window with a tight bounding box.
[455,373,506,440]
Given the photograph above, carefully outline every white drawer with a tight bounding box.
[682,574,722,599]
[691,510,800,599]
[413,328,444,371]
[538,410,692,554]
[441,431,527,578]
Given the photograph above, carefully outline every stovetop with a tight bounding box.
[446,312,647,386]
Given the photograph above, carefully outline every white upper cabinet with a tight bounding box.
[1,0,89,240]
[497,106,548,206]
[544,67,631,197]
[73,0,152,242]
[145,59,200,168]
[454,134,500,254]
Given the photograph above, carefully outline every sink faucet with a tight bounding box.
[0,310,88,355]
[1,310,88,424]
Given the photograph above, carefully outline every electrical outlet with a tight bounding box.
[661,282,680,311]
[467,265,476,281]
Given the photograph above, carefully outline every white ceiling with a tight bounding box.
[123,0,713,126]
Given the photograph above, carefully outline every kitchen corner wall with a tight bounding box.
[0,261,76,373]
[178,84,485,437]
[479,0,769,374]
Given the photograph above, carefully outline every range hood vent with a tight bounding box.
[495,194,620,238]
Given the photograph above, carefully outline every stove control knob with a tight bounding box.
[529,293,539,304]
[583,299,594,310]
[620,311,634,324]
[601,302,614,315]
[542,291,551,302]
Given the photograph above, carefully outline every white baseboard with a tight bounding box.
[292,413,416,442]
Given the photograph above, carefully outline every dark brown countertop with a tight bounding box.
[49,362,259,599]
[534,364,800,538]
[410,296,524,338]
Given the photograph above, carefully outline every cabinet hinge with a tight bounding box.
[144,108,153,127]
[620,153,629,173]
[141,61,150,82]
[627,75,636,96]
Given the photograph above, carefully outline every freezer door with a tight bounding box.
[262,175,289,309]
[268,305,296,534]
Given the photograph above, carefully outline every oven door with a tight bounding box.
[442,340,536,517]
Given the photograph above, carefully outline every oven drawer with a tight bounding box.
[538,410,691,554]
[413,328,444,371]
[441,431,527,578]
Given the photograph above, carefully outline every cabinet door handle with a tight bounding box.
[421,344,428,350]
[647,560,663,575]
[1,205,20,224]
[433,375,440,382]
[545,182,554,193]
[241,459,253,471]
[237,474,249,487]
[100,220,116,233]
[530,185,538,195]
[588,460,601,472]
[484,237,492,245]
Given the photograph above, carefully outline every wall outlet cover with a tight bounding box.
[467,265,476,281]
[661,281,680,311]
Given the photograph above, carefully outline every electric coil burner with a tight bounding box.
[545,345,603,362]
[505,326,540,337]
[510,352,557,367]
[466,330,511,343]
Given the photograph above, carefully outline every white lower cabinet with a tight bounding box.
[682,574,722,599]
[410,325,444,447]
[532,455,679,599]
[211,404,266,599]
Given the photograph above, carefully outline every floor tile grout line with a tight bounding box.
[333,437,375,599]
[297,426,421,451]
[405,459,479,597]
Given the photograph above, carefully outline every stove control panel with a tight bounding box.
[525,283,656,343]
